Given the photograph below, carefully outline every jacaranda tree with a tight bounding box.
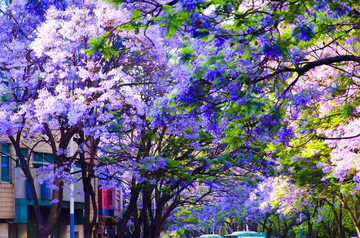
[0,0,169,237]
[2,0,360,236]
[105,0,360,236]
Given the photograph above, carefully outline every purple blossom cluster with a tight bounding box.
[257,35,282,59]
[292,22,314,42]
[25,0,68,19]
[179,0,204,12]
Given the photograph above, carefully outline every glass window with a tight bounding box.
[1,144,10,182]
[75,161,81,168]
[33,153,54,168]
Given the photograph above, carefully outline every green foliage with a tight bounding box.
[242,44,251,60]
[162,228,187,238]
[84,32,119,60]
[102,0,122,8]
[341,104,355,116]
[164,10,189,38]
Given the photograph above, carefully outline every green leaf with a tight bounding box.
[162,5,173,13]
[131,9,141,19]
[99,31,110,42]
[122,24,136,31]
[149,16,161,21]
[86,47,96,56]
[88,38,98,45]
[341,104,355,116]
[103,49,110,60]
[165,25,177,39]
[176,10,188,21]
[109,47,119,57]
[242,44,251,60]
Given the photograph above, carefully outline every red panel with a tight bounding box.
[98,188,109,210]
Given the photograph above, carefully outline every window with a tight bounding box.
[75,161,81,168]
[0,144,10,182]
[33,153,53,168]
[115,189,122,212]
[108,189,113,207]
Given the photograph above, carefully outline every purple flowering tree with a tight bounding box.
[0,0,168,237]
[110,0,360,235]
[3,0,360,236]
[168,178,264,234]
[0,0,71,236]
[96,71,231,238]
[168,176,314,238]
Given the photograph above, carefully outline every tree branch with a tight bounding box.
[252,55,360,85]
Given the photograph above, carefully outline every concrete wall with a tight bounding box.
[0,223,8,238]
[0,142,16,220]
[61,224,84,238]
[0,184,14,219]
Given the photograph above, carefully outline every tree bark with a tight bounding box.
[81,163,98,238]
[337,193,360,238]
[10,133,64,238]
[323,196,344,238]
[117,184,141,238]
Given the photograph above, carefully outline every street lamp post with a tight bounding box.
[300,213,303,238]
[70,137,75,238]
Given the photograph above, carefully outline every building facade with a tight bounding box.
[0,142,88,238]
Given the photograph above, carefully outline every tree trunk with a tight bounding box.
[82,172,97,238]
[40,177,64,237]
[337,192,360,238]
[324,196,344,238]
[117,185,141,238]
[306,214,312,238]
[149,195,177,238]
[10,134,64,238]
[133,187,153,238]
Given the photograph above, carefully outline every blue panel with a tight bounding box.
[75,161,81,168]
[77,209,84,225]
[1,144,10,182]
[45,153,54,163]
[108,210,114,217]
[15,199,28,223]
[99,208,109,216]
[25,180,32,199]
[40,182,49,200]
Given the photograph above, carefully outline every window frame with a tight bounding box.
[0,144,10,183]
[32,152,54,168]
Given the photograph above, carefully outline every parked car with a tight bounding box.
[198,234,223,238]
[224,231,266,238]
